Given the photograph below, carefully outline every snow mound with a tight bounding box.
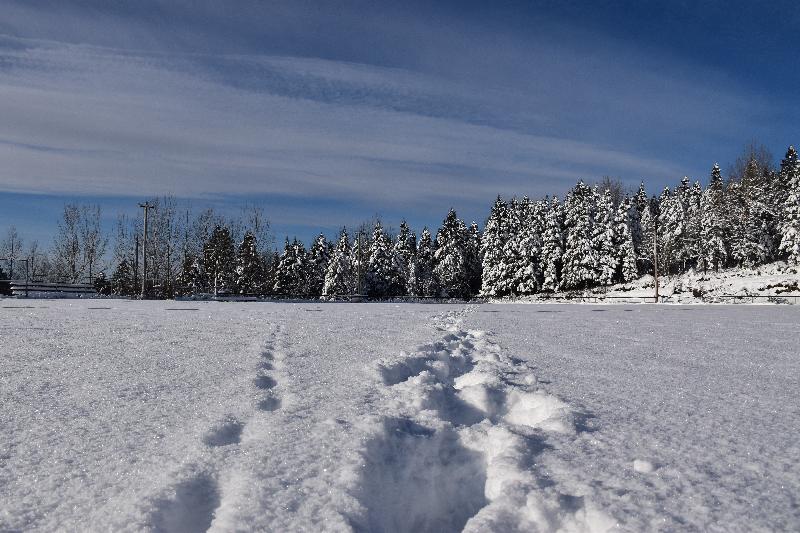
[350,311,613,532]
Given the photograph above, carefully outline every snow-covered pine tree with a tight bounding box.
[634,181,649,217]
[350,229,369,296]
[415,227,435,297]
[292,239,310,296]
[778,146,799,210]
[613,197,638,282]
[504,197,543,295]
[466,222,482,296]
[700,164,730,272]
[541,196,564,292]
[631,182,647,272]
[658,187,683,274]
[480,197,509,297]
[493,197,521,296]
[674,177,694,271]
[272,238,294,296]
[394,221,417,296]
[273,238,307,296]
[729,160,772,268]
[176,253,204,295]
[500,198,522,296]
[111,258,135,296]
[683,181,704,271]
[433,209,471,299]
[779,147,800,264]
[639,199,655,275]
[322,229,352,299]
[562,182,596,290]
[307,234,331,298]
[260,249,279,296]
[592,188,617,285]
[366,222,402,299]
[235,231,262,295]
[203,225,236,294]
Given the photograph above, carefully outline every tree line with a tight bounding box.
[2,144,798,299]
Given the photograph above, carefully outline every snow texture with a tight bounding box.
[2,300,799,531]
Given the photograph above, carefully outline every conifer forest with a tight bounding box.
[3,145,799,300]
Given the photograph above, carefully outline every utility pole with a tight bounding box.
[134,234,139,296]
[139,202,155,299]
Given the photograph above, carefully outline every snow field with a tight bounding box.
[475,304,800,532]
[3,300,800,531]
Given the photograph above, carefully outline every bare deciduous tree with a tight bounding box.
[0,226,23,279]
[597,176,631,208]
[53,205,82,282]
[80,205,108,282]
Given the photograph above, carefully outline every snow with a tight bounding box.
[2,300,800,531]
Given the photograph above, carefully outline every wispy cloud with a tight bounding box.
[0,0,787,234]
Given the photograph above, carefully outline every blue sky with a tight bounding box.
[0,0,798,248]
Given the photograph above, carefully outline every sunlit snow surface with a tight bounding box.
[1,301,799,531]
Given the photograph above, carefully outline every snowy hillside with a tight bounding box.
[2,301,799,531]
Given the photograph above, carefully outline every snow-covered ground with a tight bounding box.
[2,300,799,531]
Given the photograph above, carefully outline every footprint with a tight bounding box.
[254,374,277,390]
[257,394,281,412]
[352,417,487,533]
[151,474,220,533]
[202,416,244,447]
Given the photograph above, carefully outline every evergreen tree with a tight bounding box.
[366,222,402,298]
[592,188,617,285]
[673,177,694,271]
[639,197,657,276]
[323,229,352,299]
[415,227,435,297]
[727,158,768,267]
[236,231,262,295]
[541,196,564,292]
[700,164,730,271]
[93,272,111,296]
[778,146,799,208]
[562,182,596,290]
[433,209,471,298]
[634,181,649,218]
[631,182,647,272]
[613,197,638,282]
[111,258,135,296]
[273,238,307,296]
[260,250,280,296]
[466,222,482,296]
[307,234,331,298]
[350,229,369,296]
[203,225,236,293]
[176,253,204,295]
[503,197,542,295]
[779,147,800,264]
[683,181,704,271]
[658,187,683,274]
[394,221,417,296]
[480,197,510,297]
